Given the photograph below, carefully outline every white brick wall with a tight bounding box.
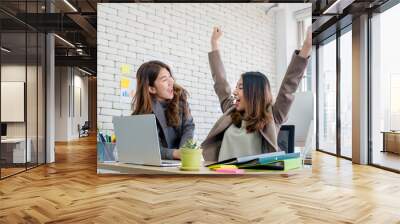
[97,3,277,142]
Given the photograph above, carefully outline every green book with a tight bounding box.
[238,158,302,171]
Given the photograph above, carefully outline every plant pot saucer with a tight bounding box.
[180,166,200,171]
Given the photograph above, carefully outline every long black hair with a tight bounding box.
[231,72,273,132]
[132,60,189,127]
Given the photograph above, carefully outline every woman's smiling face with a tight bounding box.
[149,68,175,101]
[233,77,246,112]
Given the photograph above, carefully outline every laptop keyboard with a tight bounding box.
[161,160,180,164]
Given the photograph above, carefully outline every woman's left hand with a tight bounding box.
[173,149,181,160]
[299,26,312,59]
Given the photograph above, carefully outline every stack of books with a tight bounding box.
[207,151,302,171]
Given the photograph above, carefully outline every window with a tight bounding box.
[371,3,400,171]
[340,29,352,158]
[0,1,47,179]
[318,37,337,154]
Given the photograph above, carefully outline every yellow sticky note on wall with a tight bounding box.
[121,78,130,89]
[120,64,131,75]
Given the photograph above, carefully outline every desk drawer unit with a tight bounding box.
[0,139,31,164]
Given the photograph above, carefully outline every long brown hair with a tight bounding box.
[132,60,189,127]
[231,72,273,132]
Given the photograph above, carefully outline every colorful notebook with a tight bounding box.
[236,152,301,169]
[206,151,285,167]
[240,158,301,171]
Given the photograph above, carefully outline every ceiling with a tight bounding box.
[0,0,396,75]
[0,0,98,74]
[311,0,392,43]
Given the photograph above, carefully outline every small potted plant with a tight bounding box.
[180,139,202,171]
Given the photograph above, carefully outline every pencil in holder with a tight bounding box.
[97,142,117,162]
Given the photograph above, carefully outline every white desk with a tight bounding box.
[1,138,31,163]
[97,162,305,175]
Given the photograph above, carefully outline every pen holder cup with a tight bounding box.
[97,142,117,162]
[180,148,202,171]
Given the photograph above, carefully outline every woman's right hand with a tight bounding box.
[211,27,223,51]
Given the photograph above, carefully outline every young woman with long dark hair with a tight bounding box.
[132,61,195,160]
[201,27,312,162]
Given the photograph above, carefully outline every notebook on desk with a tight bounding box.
[207,152,302,171]
[236,153,301,169]
[206,151,285,167]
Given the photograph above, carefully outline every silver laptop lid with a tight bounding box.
[113,114,162,166]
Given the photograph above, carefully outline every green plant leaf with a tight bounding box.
[182,139,199,149]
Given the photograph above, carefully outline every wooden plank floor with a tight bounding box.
[373,151,400,171]
[1,167,26,178]
[1,136,400,223]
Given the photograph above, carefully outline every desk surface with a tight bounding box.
[97,162,305,175]
[381,131,400,134]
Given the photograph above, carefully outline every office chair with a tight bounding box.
[79,121,90,138]
[277,125,295,153]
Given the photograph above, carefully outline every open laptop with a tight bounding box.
[113,114,181,167]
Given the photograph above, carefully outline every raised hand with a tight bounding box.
[211,27,223,51]
[299,26,312,58]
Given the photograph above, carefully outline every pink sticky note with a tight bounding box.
[215,168,245,174]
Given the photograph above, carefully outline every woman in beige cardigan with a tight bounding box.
[201,27,312,162]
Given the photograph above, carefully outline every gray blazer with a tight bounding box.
[152,99,195,160]
[201,50,309,162]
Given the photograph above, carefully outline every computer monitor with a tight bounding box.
[278,125,295,153]
[1,123,7,138]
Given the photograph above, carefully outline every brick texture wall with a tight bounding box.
[97,3,277,142]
